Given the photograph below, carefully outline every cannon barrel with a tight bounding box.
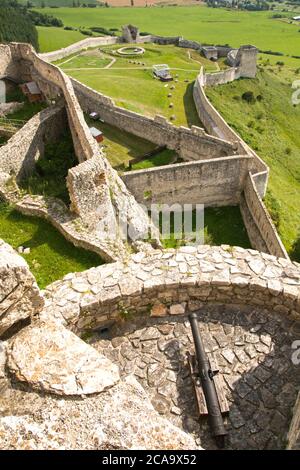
[189,312,227,447]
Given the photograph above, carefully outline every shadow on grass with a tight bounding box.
[290,235,300,263]
[183,81,204,129]
[161,206,251,249]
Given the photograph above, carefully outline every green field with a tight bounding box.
[37,26,85,52]
[206,60,300,261]
[58,44,209,125]
[36,6,300,57]
[161,206,251,249]
[0,203,103,288]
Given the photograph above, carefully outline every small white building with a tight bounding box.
[293,16,300,21]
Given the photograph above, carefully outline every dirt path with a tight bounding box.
[104,57,117,69]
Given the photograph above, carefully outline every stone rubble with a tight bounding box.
[7,321,120,396]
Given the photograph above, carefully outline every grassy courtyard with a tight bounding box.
[56,44,210,126]
[86,117,177,169]
[0,203,103,289]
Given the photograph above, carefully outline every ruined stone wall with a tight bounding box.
[39,36,119,63]
[178,39,202,51]
[72,78,237,161]
[241,173,288,259]
[121,155,251,207]
[0,105,66,181]
[0,43,159,258]
[0,240,44,337]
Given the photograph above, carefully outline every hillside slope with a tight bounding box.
[206,59,300,261]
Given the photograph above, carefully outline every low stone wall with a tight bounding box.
[192,69,288,260]
[72,78,237,161]
[122,155,251,207]
[178,39,202,51]
[0,105,66,181]
[241,173,288,259]
[151,35,181,45]
[39,36,119,63]
[0,240,44,337]
[42,245,300,334]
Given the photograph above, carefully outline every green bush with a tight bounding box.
[242,91,256,103]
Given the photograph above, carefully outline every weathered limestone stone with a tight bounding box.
[151,303,168,317]
[170,303,186,315]
[0,240,44,336]
[7,321,120,395]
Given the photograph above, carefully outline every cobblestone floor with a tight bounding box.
[89,303,300,450]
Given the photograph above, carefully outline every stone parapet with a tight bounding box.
[42,245,300,334]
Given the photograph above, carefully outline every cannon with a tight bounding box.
[188,312,228,448]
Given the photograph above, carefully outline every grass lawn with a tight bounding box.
[37,26,86,52]
[60,44,206,126]
[86,118,157,168]
[36,6,300,57]
[161,206,251,249]
[206,62,300,261]
[0,203,103,289]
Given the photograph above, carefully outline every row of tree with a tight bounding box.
[206,0,271,10]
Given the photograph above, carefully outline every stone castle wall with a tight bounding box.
[241,173,288,259]
[72,78,237,161]
[42,245,300,334]
[122,155,251,207]
[39,36,119,63]
[193,69,288,260]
